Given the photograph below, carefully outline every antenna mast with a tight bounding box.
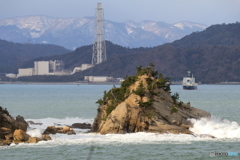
[92,3,107,65]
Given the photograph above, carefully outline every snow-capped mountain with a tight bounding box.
[0,16,208,50]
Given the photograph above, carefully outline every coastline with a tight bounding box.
[1,81,240,85]
[0,81,122,85]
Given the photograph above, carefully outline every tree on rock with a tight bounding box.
[91,64,210,134]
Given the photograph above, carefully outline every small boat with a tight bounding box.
[182,71,197,90]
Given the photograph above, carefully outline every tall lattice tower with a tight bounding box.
[92,3,107,65]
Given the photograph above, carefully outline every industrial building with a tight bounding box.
[49,60,65,72]
[18,68,34,76]
[17,60,66,77]
[84,76,113,82]
[84,76,124,83]
[18,68,35,77]
[34,61,50,75]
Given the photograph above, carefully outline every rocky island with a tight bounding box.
[91,64,210,134]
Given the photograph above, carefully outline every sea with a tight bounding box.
[0,84,240,160]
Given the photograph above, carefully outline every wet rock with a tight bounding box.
[0,108,24,132]
[5,133,13,141]
[0,127,12,140]
[71,123,92,129]
[27,121,43,125]
[62,126,71,133]
[28,137,41,143]
[43,126,58,134]
[43,126,76,135]
[13,129,30,142]
[0,140,4,146]
[0,107,51,146]
[193,134,215,138]
[1,139,12,145]
[19,122,28,132]
[67,129,76,135]
[16,115,28,127]
[41,134,52,141]
[27,121,34,124]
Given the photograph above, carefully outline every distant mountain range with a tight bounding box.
[0,16,207,50]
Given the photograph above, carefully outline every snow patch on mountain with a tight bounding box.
[173,21,207,30]
[0,16,208,49]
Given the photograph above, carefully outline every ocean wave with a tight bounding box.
[17,116,240,148]
[189,116,240,139]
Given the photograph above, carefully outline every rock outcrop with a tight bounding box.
[43,126,76,135]
[71,123,91,129]
[16,115,29,131]
[91,65,210,134]
[0,107,26,132]
[13,129,30,142]
[0,106,51,145]
[27,121,43,125]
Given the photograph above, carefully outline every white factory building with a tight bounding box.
[84,76,124,83]
[34,61,50,75]
[17,60,67,77]
[84,76,113,82]
[18,68,35,77]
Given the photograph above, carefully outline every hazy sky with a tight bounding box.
[0,0,240,25]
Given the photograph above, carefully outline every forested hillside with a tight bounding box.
[18,42,150,70]
[76,44,240,83]
[172,22,240,48]
[0,39,70,73]
[77,22,240,83]
[12,22,240,83]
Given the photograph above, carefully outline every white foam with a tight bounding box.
[26,117,93,131]
[189,116,240,138]
[14,132,200,148]
[26,129,42,138]
[13,116,239,149]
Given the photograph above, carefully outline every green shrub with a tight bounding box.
[178,101,183,107]
[96,87,128,105]
[136,63,158,77]
[149,91,158,96]
[96,99,104,105]
[171,92,179,104]
[171,107,178,114]
[105,102,116,117]
[138,100,153,107]
[154,74,171,92]
[145,109,155,118]
[121,75,137,88]
[133,81,146,97]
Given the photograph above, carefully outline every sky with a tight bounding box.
[0,0,240,25]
